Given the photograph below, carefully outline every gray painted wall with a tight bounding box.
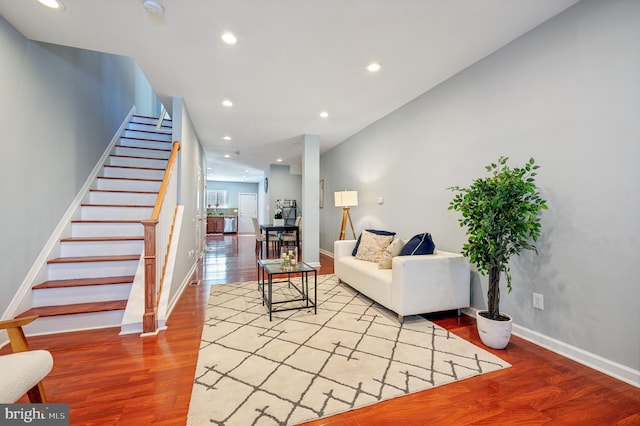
[0,16,137,316]
[207,181,259,208]
[320,0,639,371]
[268,165,302,221]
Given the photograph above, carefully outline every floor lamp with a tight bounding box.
[334,190,358,240]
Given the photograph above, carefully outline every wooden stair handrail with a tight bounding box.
[141,141,180,334]
[151,141,180,220]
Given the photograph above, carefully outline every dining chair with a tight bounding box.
[279,216,301,250]
[252,217,277,257]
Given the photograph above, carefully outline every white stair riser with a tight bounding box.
[33,284,132,307]
[130,116,171,126]
[81,205,153,220]
[89,191,157,205]
[115,145,171,159]
[96,178,161,192]
[103,166,164,180]
[108,156,168,169]
[48,260,139,280]
[71,222,143,238]
[127,122,172,133]
[118,138,173,152]
[60,240,143,257]
[22,311,125,336]
[123,129,172,141]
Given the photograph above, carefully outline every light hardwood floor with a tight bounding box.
[3,234,639,425]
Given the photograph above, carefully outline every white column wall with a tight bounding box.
[302,134,320,267]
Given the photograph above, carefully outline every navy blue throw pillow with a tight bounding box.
[399,233,435,256]
[351,229,396,256]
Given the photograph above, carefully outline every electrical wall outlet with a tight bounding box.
[533,292,544,310]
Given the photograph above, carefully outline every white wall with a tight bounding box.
[0,16,138,317]
[320,0,640,375]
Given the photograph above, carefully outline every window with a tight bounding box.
[207,190,228,208]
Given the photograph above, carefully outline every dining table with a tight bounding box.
[259,224,300,258]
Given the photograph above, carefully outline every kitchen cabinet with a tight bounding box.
[207,217,225,234]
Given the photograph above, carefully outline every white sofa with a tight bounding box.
[334,240,470,321]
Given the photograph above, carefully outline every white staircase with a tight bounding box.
[17,115,173,334]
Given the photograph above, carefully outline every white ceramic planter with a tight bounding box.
[476,311,513,349]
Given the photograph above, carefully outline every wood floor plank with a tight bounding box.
[2,234,638,425]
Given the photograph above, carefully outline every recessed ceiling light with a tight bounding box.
[143,0,164,16]
[38,0,64,10]
[222,99,233,107]
[221,32,237,45]
[276,158,283,163]
[224,154,231,158]
[320,111,329,118]
[366,62,381,72]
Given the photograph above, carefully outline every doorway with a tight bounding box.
[238,193,257,233]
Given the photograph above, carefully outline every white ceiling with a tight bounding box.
[0,0,580,182]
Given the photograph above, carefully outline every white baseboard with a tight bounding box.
[462,307,639,388]
[319,248,333,258]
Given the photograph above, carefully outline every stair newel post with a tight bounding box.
[141,218,159,334]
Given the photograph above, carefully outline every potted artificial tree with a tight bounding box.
[448,156,547,349]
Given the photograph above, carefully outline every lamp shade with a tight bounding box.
[334,190,358,207]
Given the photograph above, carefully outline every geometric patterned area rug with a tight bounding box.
[187,274,510,425]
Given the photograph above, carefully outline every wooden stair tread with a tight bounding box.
[131,114,172,121]
[33,276,135,289]
[71,219,143,223]
[117,141,171,151]
[48,255,140,264]
[103,164,165,171]
[109,154,169,161]
[89,189,158,194]
[60,236,143,242]
[81,203,154,208]
[96,176,162,182]
[132,114,172,122]
[17,300,127,318]
[119,136,172,143]
[125,128,172,136]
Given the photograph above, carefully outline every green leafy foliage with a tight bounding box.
[448,156,547,320]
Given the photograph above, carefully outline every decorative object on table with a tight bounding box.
[187,275,510,425]
[280,246,298,271]
[334,190,358,240]
[448,156,547,349]
[279,199,297,225]
[273,199,284,226]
